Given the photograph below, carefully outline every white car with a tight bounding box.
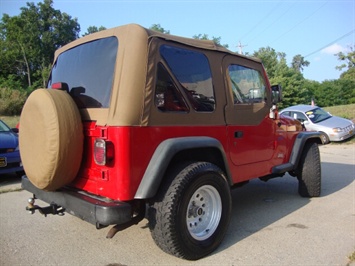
[280,105,355,143]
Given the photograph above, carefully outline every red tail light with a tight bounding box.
[51,82,69,92]
[94,139,114,165]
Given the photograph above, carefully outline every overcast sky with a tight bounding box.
[1,0,354,82]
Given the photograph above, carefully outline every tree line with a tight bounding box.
[1,0,354,115]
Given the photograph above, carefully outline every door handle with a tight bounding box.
[234,131,243,138]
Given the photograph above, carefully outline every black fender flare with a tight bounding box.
[134,137,231,199]
[272,131,323,174]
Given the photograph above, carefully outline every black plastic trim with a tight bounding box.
[134,136,231,199]
[22,177,132,226]
[272,131,322,174]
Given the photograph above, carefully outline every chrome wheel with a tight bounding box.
[186,185,222,241]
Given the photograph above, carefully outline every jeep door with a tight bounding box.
[223,55,277,181]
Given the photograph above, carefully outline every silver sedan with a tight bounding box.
[280,105,355,143]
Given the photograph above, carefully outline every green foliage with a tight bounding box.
[193,33,229,48]
[291,54,310,73]
[0,87,27,115]
[149,23,170,34]
[0,5,353,115]
[336,45,355,71]
[0,0,80,89]
[82,25,106,36]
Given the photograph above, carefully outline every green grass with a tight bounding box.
[323,104,355,144]
[323,104,355,122]
[347,251,355,266]
[0,115,20,128]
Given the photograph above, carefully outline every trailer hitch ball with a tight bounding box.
[27,197,35,214]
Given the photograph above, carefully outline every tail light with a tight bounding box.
[51,82,69,92]
[94,139,114,165]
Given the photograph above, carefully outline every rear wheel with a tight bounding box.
[297,142,321,197]
[148,162,232,260]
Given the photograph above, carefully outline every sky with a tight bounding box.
[1,0,354,82]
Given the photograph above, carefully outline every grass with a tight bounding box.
[0,115,20,128]
[323,104,355,145]
[323,104,355,122]
[347,251,355,266]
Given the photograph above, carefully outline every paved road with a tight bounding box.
[0,144,354,265]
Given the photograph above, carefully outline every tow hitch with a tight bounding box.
[26,196,65,217]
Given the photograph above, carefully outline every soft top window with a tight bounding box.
[228,64,266,104]
[160,45,215,112]
[48,37,118,108]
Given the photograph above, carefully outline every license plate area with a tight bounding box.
[0,157,7,167]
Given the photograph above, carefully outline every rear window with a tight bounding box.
[48,37,118,108]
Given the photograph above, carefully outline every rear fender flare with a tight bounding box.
[134,137,231,199]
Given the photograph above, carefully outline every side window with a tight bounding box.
[155,63,189,112]
[292,111,307,122]
[228,64,266,104]
[160,45,215,112]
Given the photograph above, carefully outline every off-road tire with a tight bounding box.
[19,89,83,191]
[148,162,232,260]
[297,142,321,197]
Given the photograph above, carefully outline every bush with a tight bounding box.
[0,87,28,115]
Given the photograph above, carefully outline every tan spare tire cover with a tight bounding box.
[19,89,83,191]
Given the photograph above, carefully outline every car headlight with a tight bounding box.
[332,127,343,133]
[15,145,19,151]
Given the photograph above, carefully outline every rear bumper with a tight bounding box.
[22,176,132,227]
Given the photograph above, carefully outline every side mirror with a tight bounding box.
[11,128,19,133]
[271,84,282,103]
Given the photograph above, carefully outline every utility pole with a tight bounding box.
[237,41,247,54]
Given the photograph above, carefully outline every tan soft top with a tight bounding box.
[53,24,262,126]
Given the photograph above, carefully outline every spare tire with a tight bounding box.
[19,89,83,191]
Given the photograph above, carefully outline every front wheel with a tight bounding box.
[319,132,329,144]
[297,142,321,197]
[148,162,232,260]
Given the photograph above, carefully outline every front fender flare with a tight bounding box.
[272,131,323,174]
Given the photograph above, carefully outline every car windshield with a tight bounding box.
[47,37,118,108]
[0,120,11,132]
[305,107,332,123]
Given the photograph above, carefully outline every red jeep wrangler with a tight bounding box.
[19,24,322,260]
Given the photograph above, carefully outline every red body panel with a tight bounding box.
[71,117,299,201]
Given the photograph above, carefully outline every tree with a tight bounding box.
[336,45,355,81]
[253,47,309,108]
[253,47,280,79]
[193,33,229,48]
[291,54,310,73]
[149,24,170,34]
[82,26,106,36]
[0,0,80,89]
